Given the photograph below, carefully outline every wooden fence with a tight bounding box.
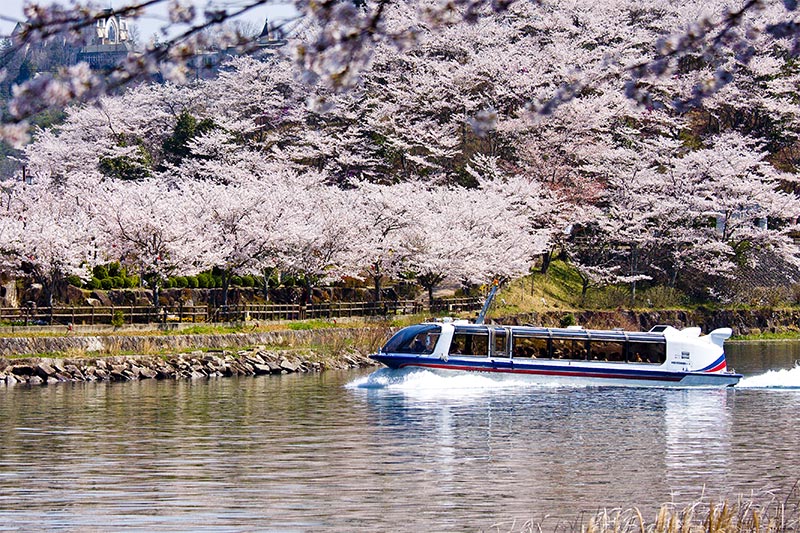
[1,297,482,326]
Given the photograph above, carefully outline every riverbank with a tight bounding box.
[0,346,377,385]
[3,305,800,386]
[0,326,389,385]
[0,326,393,358]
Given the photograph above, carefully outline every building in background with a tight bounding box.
[76,10,135,70]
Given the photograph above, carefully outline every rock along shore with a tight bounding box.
[0,348,376,386]
[0,328,387,386]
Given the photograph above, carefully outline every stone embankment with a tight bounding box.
[0,347,375,386]
[0,327,390,358]
[0,327,387,386]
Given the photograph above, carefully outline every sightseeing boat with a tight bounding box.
[370,319,741,388]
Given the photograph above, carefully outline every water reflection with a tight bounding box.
[663,389,732,496]
[355,377,682,523]
[726,341,800,375]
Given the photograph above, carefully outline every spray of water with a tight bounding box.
[735,363,800,389]
[347,367,581,392]
[349,364,800,392]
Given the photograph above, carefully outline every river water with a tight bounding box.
[0,341,799,532]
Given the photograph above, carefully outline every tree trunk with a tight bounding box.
[630,246,638,307]
[262,272,270,302]
[47,272,56,309]
[581,277,589,305]
[540,251,552,274]
[221,269,230,308]
[153,282,160,311]
[373,274,382,303]
[297,274,312,305]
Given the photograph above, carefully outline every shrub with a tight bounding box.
[174,276,188,288]
[212,276,222,288]
[196,273,210,288]
[640,286,688,308]
[93,265,109,280]
[100,278,113,290]
[66,275,83,287]
[584,286,630,309]
[742,286,793,307]
[230,275,243,286]
[108,262,122,278]
[111,276,125,288]
[560,313,576,327]
[186,276,198,288]
[241,275,255,287]
[86,277,102,290]
[126,275,139,288]
[111,310,125,328]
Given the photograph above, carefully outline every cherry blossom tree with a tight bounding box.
[670,132,800,274]
[575,130,800,302]
[403,174,542,307]
[4,184,98,307]
[5,0,800,311]
[273,172,361,304]
[348,180,415,302]
[3,0,799,148]
[96,179,211,308]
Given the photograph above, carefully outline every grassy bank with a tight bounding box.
[730,331,800,341]
[490,260,690,315]
[491,259,800,316]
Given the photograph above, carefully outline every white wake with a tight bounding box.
[347,367,578,392]
[349,365,800,392]
[735,363,800,389]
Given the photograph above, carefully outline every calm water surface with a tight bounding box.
[0,341,799,532]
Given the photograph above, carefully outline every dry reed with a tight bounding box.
[490,486,800,533]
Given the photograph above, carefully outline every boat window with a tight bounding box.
[493,331,507,357]
[382,325,441,354]
[512,336,548,358]
[552,338,588,360]
[627,341,666,364]
[589,340,625,362]
[450,332,489,357]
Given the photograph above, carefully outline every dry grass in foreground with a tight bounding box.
[493,487,800,532]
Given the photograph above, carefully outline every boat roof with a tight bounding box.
[443,322,669,344]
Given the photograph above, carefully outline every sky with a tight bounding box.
[0,0,298,42]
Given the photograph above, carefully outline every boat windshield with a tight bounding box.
[382,324,441,355]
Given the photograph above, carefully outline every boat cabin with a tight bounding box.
[383,322,668,365]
